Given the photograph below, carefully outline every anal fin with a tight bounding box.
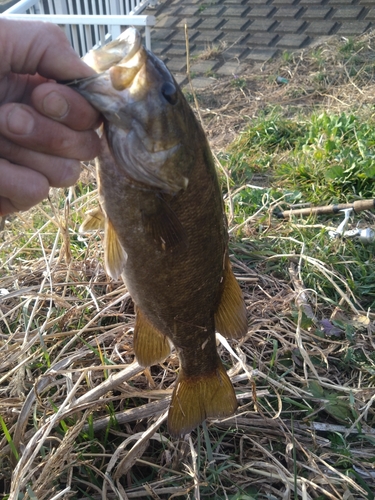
[134,307,171,367]
[215,254,248,339]
[168,360,237,437]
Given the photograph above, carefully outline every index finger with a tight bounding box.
[0,18,95,81]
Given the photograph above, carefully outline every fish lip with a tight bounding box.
[102,27,141,65]
[83,27,142,72]
[59,28,142,86]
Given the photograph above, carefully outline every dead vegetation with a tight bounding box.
[1,31,375,500]
[192,31,375,151]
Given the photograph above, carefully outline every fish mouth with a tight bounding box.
[63,27,149,121]
[60,28,142,87]
[83,28,142,72]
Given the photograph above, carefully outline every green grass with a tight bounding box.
[219,105,375,314]
[226,109,375,204]
[211,41,375,496]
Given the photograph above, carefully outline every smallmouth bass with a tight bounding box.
[73,28,247,437]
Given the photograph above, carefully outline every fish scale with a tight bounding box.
[74,28,248,437]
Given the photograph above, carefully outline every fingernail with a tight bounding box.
[7,106,35,135]
[42,91,69,119]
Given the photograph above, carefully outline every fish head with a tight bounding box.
[72,28,196,195]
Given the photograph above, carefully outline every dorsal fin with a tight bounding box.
[214,254,247,339]
[133,307,171,367]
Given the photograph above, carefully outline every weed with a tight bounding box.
[311,48,326,68]
[282,50,292,62]
[312,71,326,83]
[286,86,307,98]
[229,109,375,204]
[183,90,202,103]
[231,77,247,89]
[0,415,19,462]
[339,37,364,56]
[205,69,218,78]
[196,41,226,60]
[230,108,308,154]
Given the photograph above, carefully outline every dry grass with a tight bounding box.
[193,31,375,152]
[1,31,375,500]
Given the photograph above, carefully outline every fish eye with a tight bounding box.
[161,82,178,105]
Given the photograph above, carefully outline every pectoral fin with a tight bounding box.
[142,195,187,251]
[79,207,125,279]
[168,360,237,437]
[215,255,247,339]
[104,218,127,279]
[134,307,171,367]
[79,207,105,232]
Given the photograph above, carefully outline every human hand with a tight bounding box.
[0,18,101,216]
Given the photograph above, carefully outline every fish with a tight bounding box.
[72,28,248,437]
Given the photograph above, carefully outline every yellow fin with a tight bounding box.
[168,361,237,437]
[134,307,171,367]
[104,218,127,279]
[79,207,105,232]
[215,255,247,339]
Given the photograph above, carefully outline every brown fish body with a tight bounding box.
[99,120,224,369]
[75,29,247,436]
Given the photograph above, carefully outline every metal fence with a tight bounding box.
[2,0,156,54]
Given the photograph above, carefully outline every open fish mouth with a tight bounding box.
[61,27,143,89]
[59,28,141,86]
[83,27,142,72]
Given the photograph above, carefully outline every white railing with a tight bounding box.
[2,0,156,54]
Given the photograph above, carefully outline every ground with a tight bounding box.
[1,31,375,500]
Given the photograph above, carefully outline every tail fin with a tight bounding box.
[168,361,237,437]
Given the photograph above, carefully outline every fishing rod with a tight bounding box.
[275,199,375,219]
